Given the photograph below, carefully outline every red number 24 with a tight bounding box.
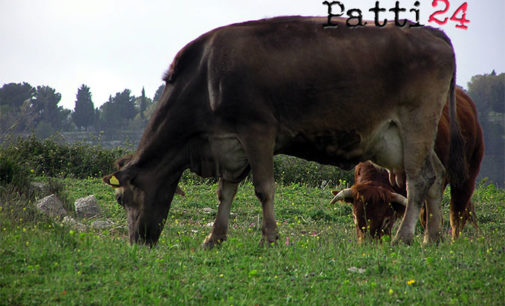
[429,0,470,30]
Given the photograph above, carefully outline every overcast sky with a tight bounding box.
[1,0,504,110]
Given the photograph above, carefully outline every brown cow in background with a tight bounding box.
[331,88,484,242]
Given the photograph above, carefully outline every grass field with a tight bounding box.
[1,177,504,304]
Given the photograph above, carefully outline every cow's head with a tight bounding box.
[103,155,185,246]
[330,184,407,242]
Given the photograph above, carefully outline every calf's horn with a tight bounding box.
[390,192,407,207]
[330,188,354,204]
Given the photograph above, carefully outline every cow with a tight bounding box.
[102,16,462,247]
[331,88,484,242]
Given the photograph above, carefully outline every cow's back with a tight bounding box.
[207,17,454,127]
[197,17,455,170]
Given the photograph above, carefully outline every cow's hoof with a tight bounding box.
[259,235,279,248]
[422,233,443,246]
[202,234,226,250]
[258,239,278,248]
[392,232,414,245]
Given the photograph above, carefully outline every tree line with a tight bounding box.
[467,71,505,186]
[0,71,504,185]
[0,83,165,138]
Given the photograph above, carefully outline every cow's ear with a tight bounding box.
[115,154,134,169]
[103,172,123,188]
[103,168,136,188]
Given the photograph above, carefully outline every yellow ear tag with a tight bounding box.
[109,175,120,186]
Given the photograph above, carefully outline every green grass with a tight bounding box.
[1,178,504,304]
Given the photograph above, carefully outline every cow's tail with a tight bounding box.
[447,71,467,188]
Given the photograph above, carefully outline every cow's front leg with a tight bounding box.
[203,179,238,249]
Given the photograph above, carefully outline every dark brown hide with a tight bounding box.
[103,16,459,246]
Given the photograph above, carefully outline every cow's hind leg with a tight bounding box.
[423,153,445,244]
[203,179,238,249]
[466,201,480,233]
[240,129,279,246]
[393,84,448,245]
[450,184,479,240]
[451,139,483,239]
[393,155,435,244]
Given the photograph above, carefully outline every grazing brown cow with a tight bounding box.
[331,88,483,241]
[103,16,462,247]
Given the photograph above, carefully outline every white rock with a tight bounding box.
[202,207,215,214]
[30,182,48,194]
[62,216,87,232]
[347,266,366,274]
[75,195,100,218]
[91,220,114,229]
[36,194,66,219]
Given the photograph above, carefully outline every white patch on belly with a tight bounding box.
[366,121,404,170]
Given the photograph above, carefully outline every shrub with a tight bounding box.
[0,135,128,179]
[1,136,353,187]
[273,155,354,187]
[179,155,353,188]
[45,177,74,212]
[0,153,31,192]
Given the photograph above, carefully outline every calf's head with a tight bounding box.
[330,184,406,242]
[103,155,185,246]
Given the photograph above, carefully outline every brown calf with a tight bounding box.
[330,162,407,242]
